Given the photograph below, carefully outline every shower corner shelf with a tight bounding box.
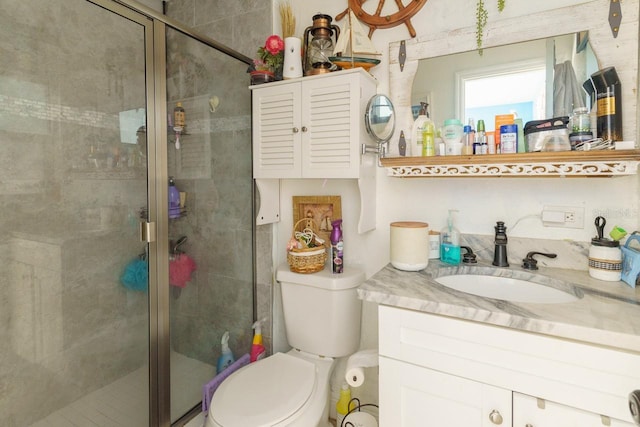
[380,149,640,177]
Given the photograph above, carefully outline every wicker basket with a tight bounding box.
[287,218,327,273]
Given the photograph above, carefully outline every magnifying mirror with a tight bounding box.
[365,94,396,144]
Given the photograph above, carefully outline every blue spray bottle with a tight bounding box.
[216,331,235,374]
[330,219,343,274]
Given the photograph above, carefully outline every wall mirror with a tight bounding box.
[411,33,598,133]
[387,1,638,158]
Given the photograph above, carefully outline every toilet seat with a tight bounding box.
[210,352,317,427]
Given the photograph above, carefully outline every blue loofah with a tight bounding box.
[120,259,148,292]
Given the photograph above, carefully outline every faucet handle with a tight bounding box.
[461,246,477,264]
[522,251,557,270]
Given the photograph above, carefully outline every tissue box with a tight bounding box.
[524,116,570,152]
[621,232,640,288]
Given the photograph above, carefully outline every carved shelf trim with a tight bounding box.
[380,150,640,177]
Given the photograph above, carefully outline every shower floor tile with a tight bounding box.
[30,352,214,427]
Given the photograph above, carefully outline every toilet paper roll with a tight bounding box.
[345,349,378,388]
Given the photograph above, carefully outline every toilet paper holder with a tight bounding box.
[345,349,378,388]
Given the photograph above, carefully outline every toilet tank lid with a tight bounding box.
[276,263,365,290]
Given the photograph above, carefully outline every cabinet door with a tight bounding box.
[252,82,302,179]
[300,73,363,178]
[380,356,512,427]
[513,393,636,427]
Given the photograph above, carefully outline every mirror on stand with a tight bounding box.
[363,94,396,164]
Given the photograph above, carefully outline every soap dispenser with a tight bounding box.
[440,210,461,265]
[216,331,235,374]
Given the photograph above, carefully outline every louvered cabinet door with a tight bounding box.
[252,82,302,179]
[301,72,364,179]
[251,69,377,180]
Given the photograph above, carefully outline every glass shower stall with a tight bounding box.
[0,0,254,425]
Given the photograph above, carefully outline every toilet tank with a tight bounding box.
[276,263,364,358]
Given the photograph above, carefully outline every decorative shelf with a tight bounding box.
[380,149,640,177]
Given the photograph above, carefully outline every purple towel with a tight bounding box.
[202,353,251,413]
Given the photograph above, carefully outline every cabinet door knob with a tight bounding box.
[525,424,534,427]
[489,410,503,425]
[292,127,299,133]
[301,126,308,132]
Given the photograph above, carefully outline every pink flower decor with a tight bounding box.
[254,35,285,74]
[265,35,285,55]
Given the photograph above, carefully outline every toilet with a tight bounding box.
[206,263,364,427]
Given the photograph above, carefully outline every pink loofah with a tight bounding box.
[169,254,197,288]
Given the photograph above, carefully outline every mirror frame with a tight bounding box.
[387,0,638,158]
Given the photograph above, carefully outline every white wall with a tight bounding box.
[275,0,639,274]
[269,0,640,412]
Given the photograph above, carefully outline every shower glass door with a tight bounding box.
[1,0,152,425]
[163,26,254,423]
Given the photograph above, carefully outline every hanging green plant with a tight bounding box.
[476,0,506,55]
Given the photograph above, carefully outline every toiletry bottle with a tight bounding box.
[173,102,185,129]
[462,124,473,155]
[250,318,266,363]
[336,383,356,427]
[422,119,436,157]
[168,177,181,219]
[440,210,461,265]
[411,102,431,157]
[216,331,236,374]
[330,219,344,274]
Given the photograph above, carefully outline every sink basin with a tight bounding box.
[435,274,580,304]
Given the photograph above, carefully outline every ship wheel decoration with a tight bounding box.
[336,0,428,38]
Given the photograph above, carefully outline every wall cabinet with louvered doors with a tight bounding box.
[251,68,377,179]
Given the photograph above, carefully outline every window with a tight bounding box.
[456,60,547,132]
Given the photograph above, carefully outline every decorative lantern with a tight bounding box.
[302,13,340,76]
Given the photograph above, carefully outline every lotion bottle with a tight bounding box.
[411,102,432,157]
[216,331,235,374]
[440,210,461,265]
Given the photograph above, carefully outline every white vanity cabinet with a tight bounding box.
[513,392,634,426]
[380,357,512,426]
[251,68,377,179]
[378,305,639,427]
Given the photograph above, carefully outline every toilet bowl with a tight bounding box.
[207,263,364,427]
[206,350,334,427]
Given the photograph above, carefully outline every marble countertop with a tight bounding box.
[358,261,640,353]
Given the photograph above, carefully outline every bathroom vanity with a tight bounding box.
[359,263,640,426]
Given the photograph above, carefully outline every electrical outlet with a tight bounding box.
[542,205,585,229]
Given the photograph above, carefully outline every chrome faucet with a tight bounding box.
[492,221,509,267]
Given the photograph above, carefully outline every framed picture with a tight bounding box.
[292,196,342,245]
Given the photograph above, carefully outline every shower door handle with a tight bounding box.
[140,221,156,243]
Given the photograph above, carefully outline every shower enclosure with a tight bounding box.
[0,0,254,425]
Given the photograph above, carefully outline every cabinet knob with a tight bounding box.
[301,126,308,132]
[292,127,299,133]
[489,410,503,425]
[525,424,534,427]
